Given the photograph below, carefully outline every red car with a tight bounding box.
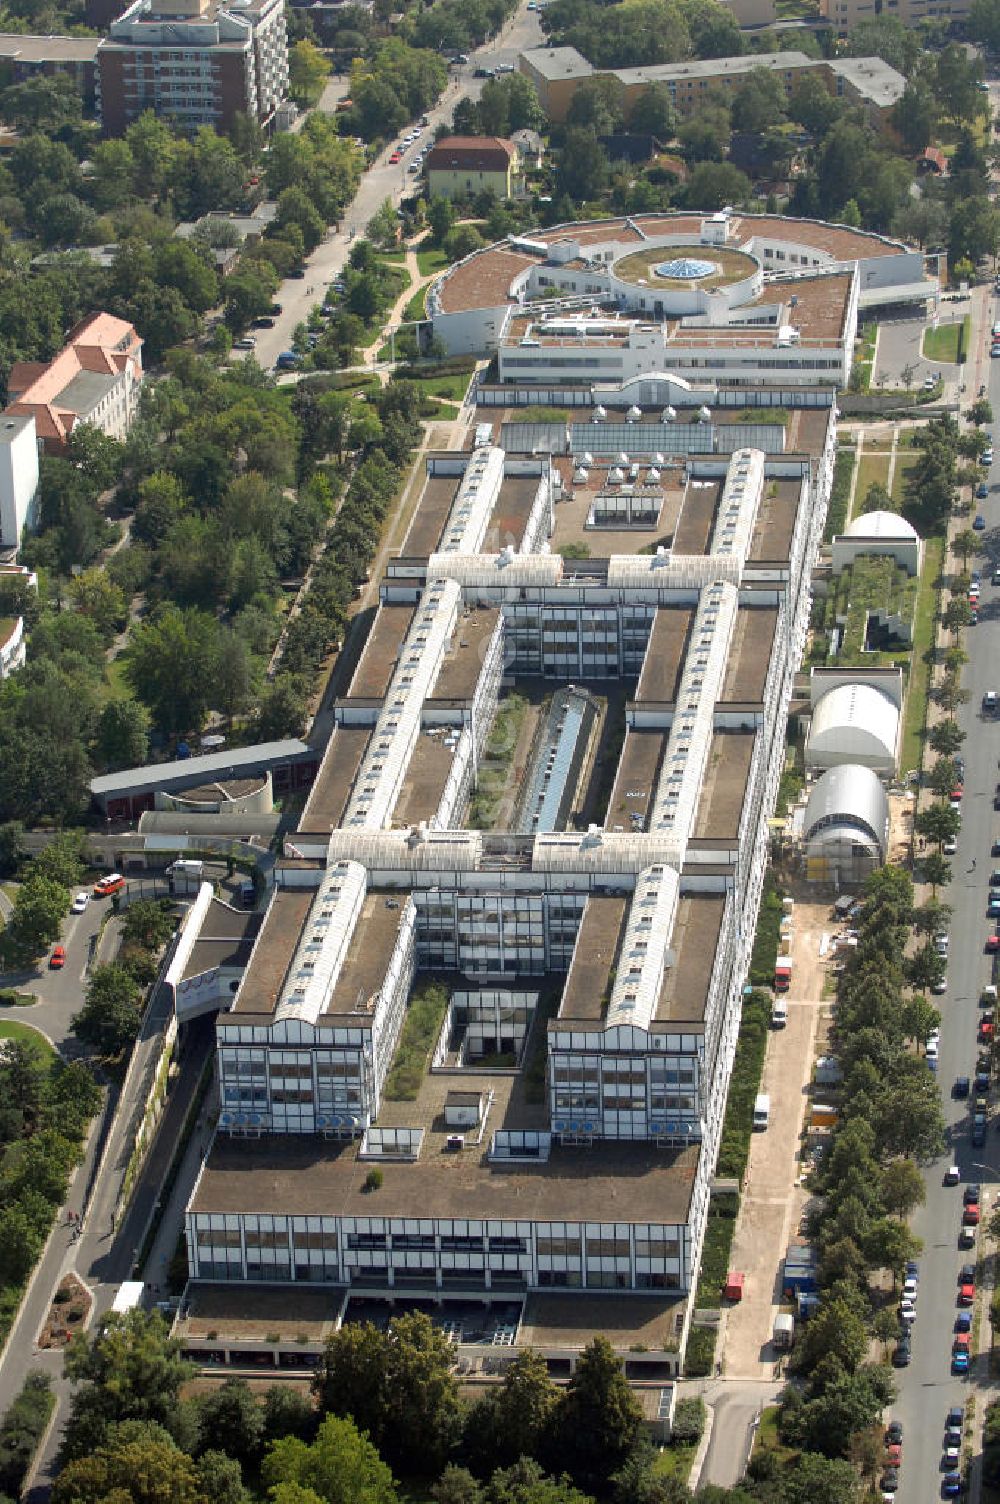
[981,1020,995,1042]
[986,934,999,953]
[960,1282,975,1305]
[884,1443,902,1466]
[963,1204,981,1226]
[953,1333,971,1352]
[389,151,402,163]
[952,786,964,801]
[49,945,65,969]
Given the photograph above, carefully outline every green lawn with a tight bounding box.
[409,372,471,402]
[901,534,945,775]
[853,452,891,517]
[416,246,449,277]
[403,284,428,322]
[892,455,917,510]
[753,1407,799,1468]
[651,1443,697,1482]
[923,316,970,363]
[0,1020,54,1060]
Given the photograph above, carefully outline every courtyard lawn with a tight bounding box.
[923,316,969,363]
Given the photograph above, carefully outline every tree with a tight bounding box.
[949,196,999,267]
[864,1217,918,1281]
[60,1312,194,1462]
[69,569,127,641]
[53,1424,204,1504]
[905,940,945,991]
[935,43,985,126]
[731,67,786,133]
[5,877,65,960]
[928,719,965,756]
[797,1366,894,1461]
[892,80,937,152]
[971,397,994,427]
[122,900,175,952]
[921,852,952,893]
[944,596,973,631]
[197,1449,251,1504]
[125,606,222,734]
[683,162,751,211]
[366,199,399,251]
[780,1451,864,1504]
[462,1350,557,1475]
[444,225,485,262]
[970,0,1000,50]
[71,964,143,1057]
[566,76,626,136]
[262,1414,397,1504]
[880,1158,926,1219]
[97,699,150,771]
[954,528,980,567]
[29,831,85,891]
[195,1379,263,1466]
[678,103,731,163]
[547,1337,642,1492]
[914,800,961,847]
[797,1299,867,1376]
[254,675,308,740]
[313,1312,461,1477]
[0,823,23,878]
[289,39,331,106]
[556,128,608,203]
[485,1460,595,1504]
[628,84,676,140]
[427,197,455,246]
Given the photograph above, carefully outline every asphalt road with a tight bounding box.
[894,296,1000,1499]
[248,3,545,370]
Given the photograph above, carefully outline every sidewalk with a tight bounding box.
[718,901,830,1379]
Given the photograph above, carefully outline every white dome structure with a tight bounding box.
[803,764,889,884]
[806,682,900,775]
[845,510,918,541]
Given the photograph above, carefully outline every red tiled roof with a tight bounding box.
[426,135,517,174]
[4,311,141,448]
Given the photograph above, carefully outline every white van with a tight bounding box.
[753,1094,770,1130]
[168,859,204,877]
[771,999,788,1028]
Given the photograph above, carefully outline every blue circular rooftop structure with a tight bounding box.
[654,257,718,280]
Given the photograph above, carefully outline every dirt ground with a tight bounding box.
[719,898,835,1379]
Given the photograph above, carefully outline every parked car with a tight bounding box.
[943,1471,963,1496]
[975,514,988,529]
[954,1077,970,1098]
[49,945,65,969]
[963,1203,980,1225]
[892,1339,911,1367]
[977,481,989,498]
[946,1164,962,1183]
[952,1349,970,1374]
[71,891,90,913]
[886,1422,903,1445]
[955,1310,972,1332]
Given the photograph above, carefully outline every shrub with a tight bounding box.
[684,1326,716,1378]
[364,1168,383,1192]
[671,1397,706,1445]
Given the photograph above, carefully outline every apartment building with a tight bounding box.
[0,33,100,111]
[4,313,143,456]
[518,46,905,126]
[819,0,968,30]
[97,0,288,135]
[425,137,523,200]
[181,380,836,1355]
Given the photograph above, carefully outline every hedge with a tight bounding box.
[715,990,772,1182]
[684,1326,717,1378]
[823,448,856,543]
